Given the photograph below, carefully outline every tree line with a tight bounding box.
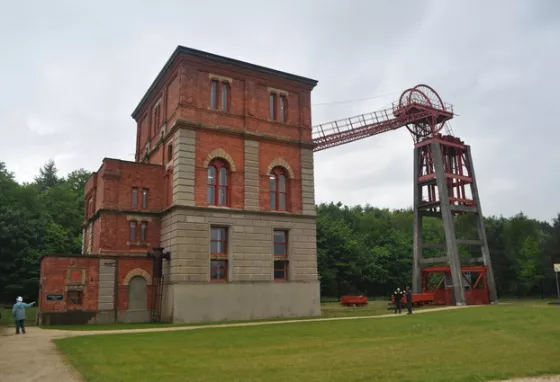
[1,160,559,303]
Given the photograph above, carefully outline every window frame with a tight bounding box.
[210,79,231,112]
[279,95,287,122]
[210,79,218,110]
[269,93,288,122]
[129,221,137,242]
[269,167,288,211]
[274,260,289,281]
[207,158,229,206]
[273,229,289,281]
[141,188,149,209]
[210,226,229,282]
[269,93,277,120]
[140,221,148,242]
[67,290,83,306]
[153,103,161,134]
[131,188,138,209]
[167,143,173,164]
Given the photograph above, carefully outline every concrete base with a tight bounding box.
[168,281,321,323]
[117,310,152,323]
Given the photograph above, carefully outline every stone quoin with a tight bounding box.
[38,46,321,324]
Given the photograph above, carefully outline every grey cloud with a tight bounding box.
[0,0,558,221]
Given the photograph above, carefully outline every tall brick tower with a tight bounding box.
[126,46,320,323]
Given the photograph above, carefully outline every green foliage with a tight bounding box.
[316,202,560,298]
[0,160,90,303]
[1,159,559,305]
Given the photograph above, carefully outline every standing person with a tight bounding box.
[12,296,35,334]
[406,286,413,315]
[393,287,403,314]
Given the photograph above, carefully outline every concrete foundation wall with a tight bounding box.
[161,208,318,283]
[170,281,320,323]
[160,207,320,323]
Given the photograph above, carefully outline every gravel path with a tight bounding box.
[0,304,556,382]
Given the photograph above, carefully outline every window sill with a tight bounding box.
[206,204,231,209]
[128,241,150,247]
[210,279,228,283]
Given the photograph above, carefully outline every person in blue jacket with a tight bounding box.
[12,296,35,334]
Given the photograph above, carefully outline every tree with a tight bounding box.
[35,159,63,192]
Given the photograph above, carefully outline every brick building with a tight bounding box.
[38,46,320,324]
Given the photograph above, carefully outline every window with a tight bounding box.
[210,80,230,111]
[211,227,228,255]
[142,189,149,209]
[274,261,288,281]
[210,80,218,110]
[131,188,138,208]
[140,222,147,242]
[274,230,288,256]
[269,93,276,120]
[207,158,228,206]
[67,290,83,305]
[274,230,288,281]
[211,227,228,281]
[153,104,161,132]
[167,143,173,163]
[87,198,93,218]
[221,82,230,111]
[211,260,228,281]
[269,93,287,122]
[129,221,137,241]
[269,167,288,211]
[279,95,286,122]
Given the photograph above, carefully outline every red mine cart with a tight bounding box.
[340,295,368,307]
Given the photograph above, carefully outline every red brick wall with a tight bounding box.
[166,71,180,124]
[97,159,165,211]
[195,131,245,208]
[259,141,303,213]
[40,256,155,314]
[40,257,99,313]
[97,214,161,254]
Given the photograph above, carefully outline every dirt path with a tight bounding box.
[0,326,83,382]
[0,304,557,382]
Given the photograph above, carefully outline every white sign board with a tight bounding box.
[554,264,560,273]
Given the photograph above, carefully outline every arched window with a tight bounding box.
[269,167,288,211]
[207,158,229,206]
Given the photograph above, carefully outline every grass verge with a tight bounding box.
[55,303,560,382]
[44,301,431,331]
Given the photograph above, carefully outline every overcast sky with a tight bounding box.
[0,0,558,221]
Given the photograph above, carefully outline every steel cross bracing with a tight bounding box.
[311,84,498,305]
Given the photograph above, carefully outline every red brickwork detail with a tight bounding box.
[97,214,161,253]
[195,132,245,208]
[40,257,100,312]
[259,141,302,213]
[117,258,153,310]
[166,72,180,122]
[40,257,155,313]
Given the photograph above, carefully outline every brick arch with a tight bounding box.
[203,148,237,172]
[266,158,295,179]
[123,268,152,286]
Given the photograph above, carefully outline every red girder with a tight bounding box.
[312,84,455,151]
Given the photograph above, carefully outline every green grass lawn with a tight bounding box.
[55,303,560,382]
[0,306,36,326]
[44,300,432,331]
